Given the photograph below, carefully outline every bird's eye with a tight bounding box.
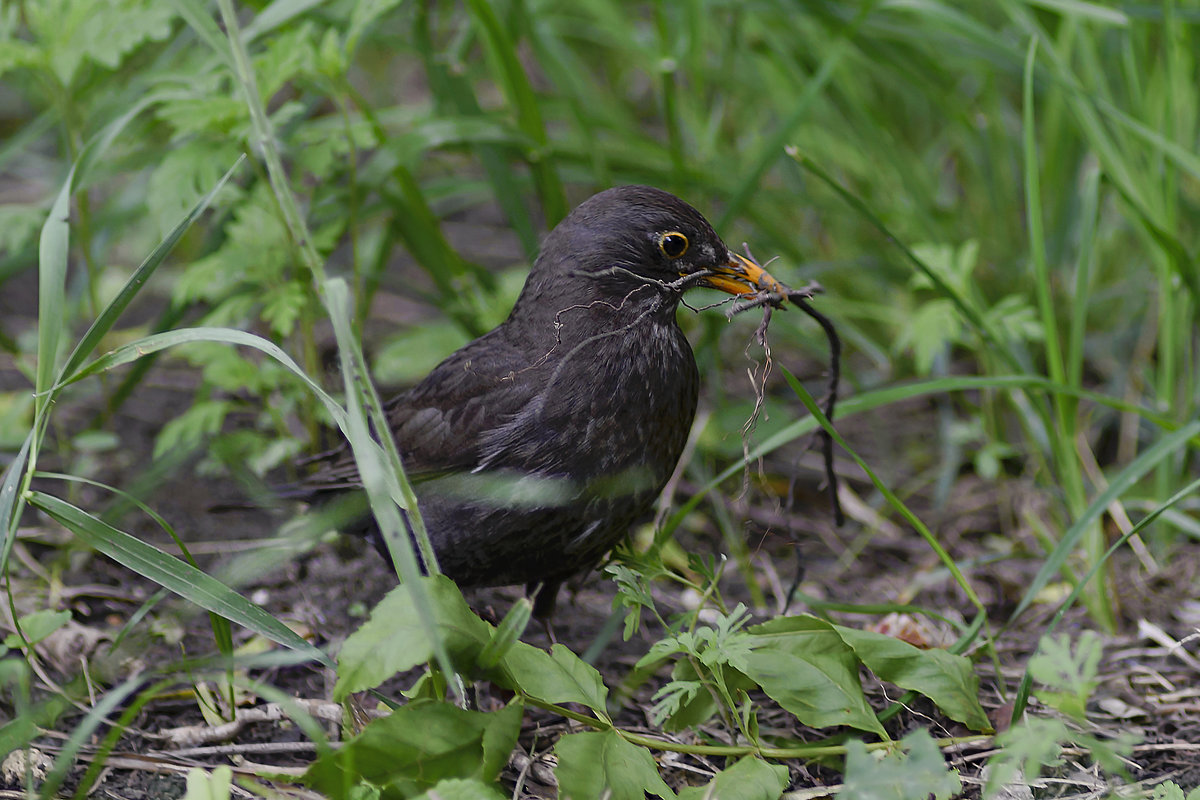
[658,231,689,259]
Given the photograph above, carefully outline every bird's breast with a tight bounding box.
[496,312,699,484]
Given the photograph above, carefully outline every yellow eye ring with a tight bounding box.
[658,231,689,259]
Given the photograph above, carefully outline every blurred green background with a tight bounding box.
[0,0,1197,632]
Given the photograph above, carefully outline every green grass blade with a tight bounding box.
[717,6,866,230]
[668,373,1185,536]
[324,277,461,700]
[777,367,986,614]
[59,327,345,430]
[241,0,324,42]
[35,167,74,413]
[790,152,1023,373]
[39,675,149,799]
[1025,0,1129,26]
[1008,418,1200,623]
[58,156,245,384]
[168,0,236,69]
[414,4,538,258]
[27,491,331,667]
[0,432,34,572]
[35,92,169,414]
[1066,160,1101,389]
[1022,38,1065,388]
[464,0,566,225]
[1011,474,1200,721]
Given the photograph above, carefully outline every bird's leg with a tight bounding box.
[527,581,561,644]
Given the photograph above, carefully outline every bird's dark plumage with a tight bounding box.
[298,186,785,590]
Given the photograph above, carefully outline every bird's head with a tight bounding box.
[528,185,785,304]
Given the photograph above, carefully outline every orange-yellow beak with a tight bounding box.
[695,252,787,296]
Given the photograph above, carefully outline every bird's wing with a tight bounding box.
[297,328,549,493]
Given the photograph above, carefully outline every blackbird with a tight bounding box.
[298,185,786,600]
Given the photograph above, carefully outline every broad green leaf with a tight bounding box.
[840,729,961,800]
[832,625,991,732]
[554,730,674,800]
[334,577,490,700]
[740,648,886,737]
[498,642,610,720]
[304,699,522,797]
[677,755,788,800]
[744,615,886,736]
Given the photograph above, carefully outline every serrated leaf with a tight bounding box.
[832,624,991,732]
[27,0,175,85]
[303,699,521,798]
[984,716,1068,797]
[840,729,961,800]
[153,399,230,459]
[334,576,490,700]
[253,23,316,99]
[146,140,242,236]
[678,755,788,800]
[156,96,248,137]
[654,659,758,733]
[896,298,962,374]
[554,730,674,800]
[648,679,702,728]
[1149,781,1200,800]
[261,281,309,337]
[497,642,609,719]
